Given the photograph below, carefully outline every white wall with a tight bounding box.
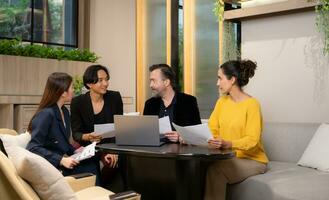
[242,11,329,123]
[89,0,136,112]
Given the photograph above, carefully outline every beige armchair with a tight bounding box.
[0,129,140,200]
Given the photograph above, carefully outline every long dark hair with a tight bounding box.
[27,72,72,132]
[220,60,257,88]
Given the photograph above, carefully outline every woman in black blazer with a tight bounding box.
[27,72,101,184]
[70,65,123,185]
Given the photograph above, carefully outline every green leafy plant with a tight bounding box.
[0,39,99,62]
[0,0,29,36]
[222,21,241,63]
[213,0,225,22]
[73,75,84,96]
[314,0,329,55]
[213,0,240,63]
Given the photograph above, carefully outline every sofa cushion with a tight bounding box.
[262,122,319,162]
[298,123,329,171]
[6,146,77,200]
[227,161,329,200]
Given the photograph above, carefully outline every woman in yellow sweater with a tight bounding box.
[205,60,268,200]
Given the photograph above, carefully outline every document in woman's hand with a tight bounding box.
[71,142,96,161]
[173,123,212,146]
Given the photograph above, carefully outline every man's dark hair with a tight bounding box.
[83,65,110,89]
[149,64,176,89]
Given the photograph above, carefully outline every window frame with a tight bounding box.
[0,0,79,48]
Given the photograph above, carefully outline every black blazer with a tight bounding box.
[70,90,123,145]
[143,92,201,126]
[27,105,75,168]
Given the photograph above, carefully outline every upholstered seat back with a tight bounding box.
[0,129,120,200]
[0,151,40,200]
[0,129,39,200]
[262,122,319,163]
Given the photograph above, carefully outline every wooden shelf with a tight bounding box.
[224,0,317,20]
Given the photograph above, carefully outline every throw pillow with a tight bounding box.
[297,123,329,171]
[0,131,31,149]
[6,146,77,200]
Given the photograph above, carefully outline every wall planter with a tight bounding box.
[0,54,93,131]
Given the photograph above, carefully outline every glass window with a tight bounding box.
[0,0,77,48]
[194,0,220,118]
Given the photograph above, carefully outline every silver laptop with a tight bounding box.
[114,115,165,146]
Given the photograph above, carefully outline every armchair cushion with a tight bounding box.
[0,131,31,149]
[65,173,96,192]
[0,128,18,136]
[75,186,114,200]
[6,146,77,200]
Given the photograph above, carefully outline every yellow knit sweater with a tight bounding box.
[208,95,268,163]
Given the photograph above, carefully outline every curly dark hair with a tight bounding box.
[220,60,257,88]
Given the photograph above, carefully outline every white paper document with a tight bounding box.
[71,142,96,161]
[159,116,172,134]
[124,112,140,116]
[173,123,213,146]
[93,123,115,138]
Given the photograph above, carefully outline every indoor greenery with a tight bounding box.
[213,0,225,22]
[73,75,84,96]
[313,0,329,55]
[0,0,29,36]
[213,0,240,63]
[214,0,329,56]
[0,39,99,62]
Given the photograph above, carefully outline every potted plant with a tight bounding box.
[0,38,99,102]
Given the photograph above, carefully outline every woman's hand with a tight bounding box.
[208,138,232,149]
[165,131,180,142]
[104,154,118,168]
[221,139,232,149]
[208,138,222,149]
[60,157,79,169]
[82,133,102,143]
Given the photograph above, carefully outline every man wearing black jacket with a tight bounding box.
[143,64,201,142]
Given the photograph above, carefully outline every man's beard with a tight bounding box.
[151,90,161,97]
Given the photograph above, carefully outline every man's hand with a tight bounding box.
[165,131,180,142]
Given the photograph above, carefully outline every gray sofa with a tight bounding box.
[227,122,329,200]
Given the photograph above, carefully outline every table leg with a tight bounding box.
[176,159,205,200]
